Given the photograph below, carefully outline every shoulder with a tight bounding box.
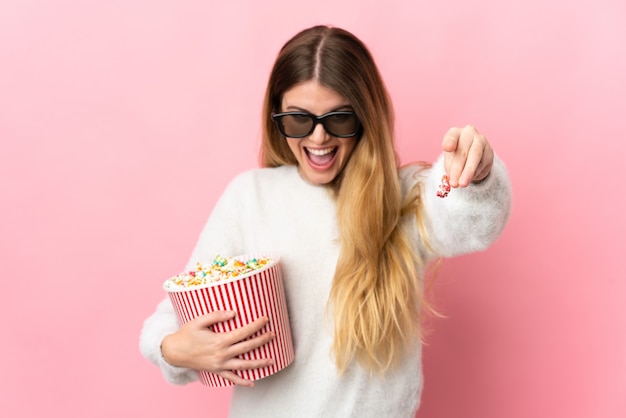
[227,165,298,189]
[398,162,430,196]
[220,166,300,201]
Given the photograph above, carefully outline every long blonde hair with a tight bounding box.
[261,26,431,374]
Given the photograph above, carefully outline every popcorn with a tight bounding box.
[165,255,272,289]
[437,174,451,198]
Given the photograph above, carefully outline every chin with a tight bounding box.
[299,167,339,186]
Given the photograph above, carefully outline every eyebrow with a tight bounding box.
[284,104,354,113]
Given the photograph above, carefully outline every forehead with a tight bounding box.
[281,80,350,113]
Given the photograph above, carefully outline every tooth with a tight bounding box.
[307,147,335,156]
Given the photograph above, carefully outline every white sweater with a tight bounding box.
[140,155,512,417]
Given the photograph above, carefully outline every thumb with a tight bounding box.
[442,127,460,153]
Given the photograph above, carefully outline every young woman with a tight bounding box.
[140,25,511,417]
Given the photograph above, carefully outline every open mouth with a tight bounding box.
[305,146,338,169]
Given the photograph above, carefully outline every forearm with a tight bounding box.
[139,298,198,385]
[423,153,512,257]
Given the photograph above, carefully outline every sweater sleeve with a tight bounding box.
[139,297,199,385]
[138,173,249,385]
[416,154,512,258]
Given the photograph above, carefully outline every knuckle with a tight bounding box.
[211,352,228,366]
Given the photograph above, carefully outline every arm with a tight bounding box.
[139,297,275,387]
[418,125,512,257]
[422,153,511,257]
[139,297,199,385]
[139,171,275,387]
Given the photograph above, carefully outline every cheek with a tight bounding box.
[342,138,358,160]
[286,138,301,159]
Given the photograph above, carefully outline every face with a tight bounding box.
[280,80,358,185]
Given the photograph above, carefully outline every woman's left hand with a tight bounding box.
[442,125,494,188]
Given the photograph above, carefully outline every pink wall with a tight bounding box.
[1,1,624,417]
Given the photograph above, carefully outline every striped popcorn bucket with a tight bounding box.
[163,256,295,387]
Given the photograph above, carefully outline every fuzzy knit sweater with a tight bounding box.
[140,155,512,418]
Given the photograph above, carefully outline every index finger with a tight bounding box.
[223,315,271,345]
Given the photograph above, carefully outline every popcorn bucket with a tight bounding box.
[163,255,294,387]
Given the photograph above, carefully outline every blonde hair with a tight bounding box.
[261,26,431,373]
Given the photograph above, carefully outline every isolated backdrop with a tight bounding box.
[1,1,624,417]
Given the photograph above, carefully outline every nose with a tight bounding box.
[308,122,330,144]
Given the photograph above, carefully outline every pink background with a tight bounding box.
[1,1,624,417]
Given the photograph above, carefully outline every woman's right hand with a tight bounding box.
[160,311,276,387]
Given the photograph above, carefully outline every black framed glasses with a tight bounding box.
[271,111,361,138]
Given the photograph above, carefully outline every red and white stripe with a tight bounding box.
[166,259,295,387]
